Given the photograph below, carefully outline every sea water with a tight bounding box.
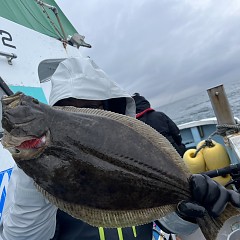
[159,81,240,125]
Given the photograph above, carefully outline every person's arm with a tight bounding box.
[0,165,58,240]
[164,113,187,157]
[188,174,240,215]
[162,113,182,145]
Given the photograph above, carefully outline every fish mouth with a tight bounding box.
[16,135,47,149]
[1,131,50,160]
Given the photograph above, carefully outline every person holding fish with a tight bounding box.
[1,56,240,240]
[0,56,152,240]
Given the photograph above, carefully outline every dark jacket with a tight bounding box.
[133,94,186,157]
[53,210,153,240]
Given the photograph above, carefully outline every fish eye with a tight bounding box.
[15,148,20,154]
[32,99,39,104]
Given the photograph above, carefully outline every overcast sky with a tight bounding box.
[56,0,240,108]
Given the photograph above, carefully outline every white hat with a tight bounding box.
[49,57,135,117]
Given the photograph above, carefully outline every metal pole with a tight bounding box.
[207,84,235,125]
[35,0,67,42]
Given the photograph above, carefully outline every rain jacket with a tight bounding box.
[0,57,153,240]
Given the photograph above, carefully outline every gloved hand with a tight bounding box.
[177,174,240,220]
[176,200,206,223]
[157,174,240,236]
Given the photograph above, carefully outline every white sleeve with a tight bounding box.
[0,165,58,240]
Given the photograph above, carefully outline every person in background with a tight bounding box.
[132,93,186,157]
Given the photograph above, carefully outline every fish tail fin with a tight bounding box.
[197,204,240,240]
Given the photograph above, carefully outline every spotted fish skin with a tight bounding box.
[1,92,239,240]
[2,92,190,208]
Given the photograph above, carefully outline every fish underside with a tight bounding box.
[1,92,240,240]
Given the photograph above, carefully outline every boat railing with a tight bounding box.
[0,51,17,65]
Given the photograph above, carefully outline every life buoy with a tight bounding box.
[196,140,231,186]
[183,149,206,174]
[197,140,230,170]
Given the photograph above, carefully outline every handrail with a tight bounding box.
[0,51,17,65]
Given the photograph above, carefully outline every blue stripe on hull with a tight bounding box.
[9,86,48,104]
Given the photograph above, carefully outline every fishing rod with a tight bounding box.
[203,163,240,178]
[0,76,14,96]
[203,163,240,191]
[0,77,13,139]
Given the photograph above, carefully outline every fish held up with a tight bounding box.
[1,92,239,240]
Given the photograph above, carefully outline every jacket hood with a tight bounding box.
[132,94,151,113]
[49,57,135,117]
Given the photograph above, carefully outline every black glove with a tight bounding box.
[176,200,206,223]
[178,174,240,220]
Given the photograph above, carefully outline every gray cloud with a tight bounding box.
[56,0,240,107]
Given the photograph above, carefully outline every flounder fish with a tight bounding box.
[1,92,240,240]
